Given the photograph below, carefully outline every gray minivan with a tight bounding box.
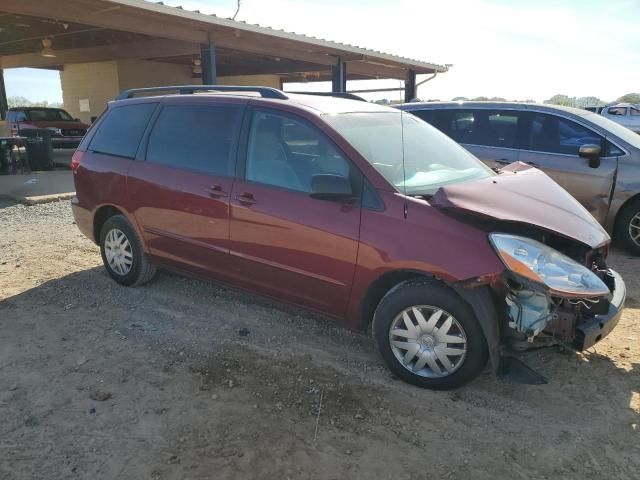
[397,102,640,255]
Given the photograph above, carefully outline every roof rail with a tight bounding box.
[115,85,289,100]
[288,91,367,102]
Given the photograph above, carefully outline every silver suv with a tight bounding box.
[397,102,640,254]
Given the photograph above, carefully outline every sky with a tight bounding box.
[5,0,640,103]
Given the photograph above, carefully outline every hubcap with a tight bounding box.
[389,306,467,378]
[104,228,133,276]
[629,212,640,248]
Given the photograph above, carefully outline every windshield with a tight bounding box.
[26,109,74,122]
[584,111,640,149]
[324,111,493,195]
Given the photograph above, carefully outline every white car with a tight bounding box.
[600,103,640,133]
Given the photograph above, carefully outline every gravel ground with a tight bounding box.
[1,200,639,480]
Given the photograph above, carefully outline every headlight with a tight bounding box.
[489,233,609,297]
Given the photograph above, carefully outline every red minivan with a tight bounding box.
[71,86,626,389]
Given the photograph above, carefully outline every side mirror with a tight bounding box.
[75,118,81,122]
[579,144,601,168]
[310,174,353,201]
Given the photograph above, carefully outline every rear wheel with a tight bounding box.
[615,198,640,256]
[99,214,156,286]
[372,280,488,389]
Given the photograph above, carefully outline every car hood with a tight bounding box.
[430,162,610,248]
[26,121,89,130]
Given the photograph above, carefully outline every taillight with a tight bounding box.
[71,150,84,174]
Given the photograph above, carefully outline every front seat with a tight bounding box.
[247,125,303,192]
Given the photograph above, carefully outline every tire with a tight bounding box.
[99,214,156,286]
[615,198,640,256]
[372,279,488,390]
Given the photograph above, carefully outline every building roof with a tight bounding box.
[111,0,448,74]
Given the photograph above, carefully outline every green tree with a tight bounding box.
[544,94,572,106]
[7,96,63,108]
[616,93,640,104]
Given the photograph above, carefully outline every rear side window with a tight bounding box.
[631,107,640,116]
[145,104,242,175]
[410,109,435,124]
[89,103,157,158]
[527,113,603,155]
[435,109,520,148]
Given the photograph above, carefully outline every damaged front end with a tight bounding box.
[489,233,625,351]
[485,234,626,383]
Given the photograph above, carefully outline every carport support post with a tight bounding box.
[332,58,347,93]
[200,41,217,85]
[404,69,416,103]
[0,69,7,121]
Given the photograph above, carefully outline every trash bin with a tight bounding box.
[21,129,54,171]
[0,137,28,174]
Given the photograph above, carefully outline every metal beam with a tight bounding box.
[200,42,217,84]
[331,58,346,93]
[0,39,199,69]
[404,69,416,102]
[0,69,7,120]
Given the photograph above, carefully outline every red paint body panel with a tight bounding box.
[344,191,505,327]
[72,152,135,241]
[431,162,610,248]
[126,161,235,278]
[228,179,360,317]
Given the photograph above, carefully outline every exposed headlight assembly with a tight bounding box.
[489,233,609,297]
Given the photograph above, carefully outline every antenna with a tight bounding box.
[400,111,408,218]
[232,0,241,20]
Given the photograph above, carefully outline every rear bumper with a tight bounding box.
[71,197,95,243]
[573,269,626,350]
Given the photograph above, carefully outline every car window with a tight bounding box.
[607,107,627,116]
[146,104,241,175]
[25,109,74,121]
[527,113,603,155]
[324,111,493,196]
[631,107,640,116]
[89,103,157,158]
[437,109,519,148]
[246,110,351,193]
[410,109,435,124]
[13,111,28,122]
[486,112,519,148]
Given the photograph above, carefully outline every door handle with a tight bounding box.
[208,184,228,198]
[235,192,257,206]
[494,159,510,165]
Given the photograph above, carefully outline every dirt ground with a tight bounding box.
[1,200,638,480]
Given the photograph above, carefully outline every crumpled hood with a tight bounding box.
[430,162,610,248]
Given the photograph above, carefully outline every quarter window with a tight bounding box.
[90,103,157,158]
[246,111,351,193]
[146,104,241,175]
[527,114,602,155]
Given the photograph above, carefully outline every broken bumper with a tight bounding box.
[574,269,626,350]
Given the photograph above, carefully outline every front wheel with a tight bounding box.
[99,214,156,286]
[372,280,488,389]
[615,198,640,256]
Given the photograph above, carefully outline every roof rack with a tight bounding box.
[288,91,367,102]
[115,85,289,100]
